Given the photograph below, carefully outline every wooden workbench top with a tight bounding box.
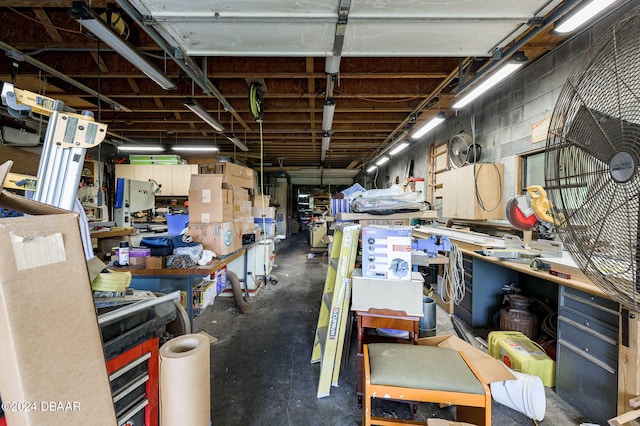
[459,247,607,298]
[115,247,246,276]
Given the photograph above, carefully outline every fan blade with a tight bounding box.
[565,106,628,164]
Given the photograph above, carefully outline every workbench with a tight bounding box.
[415,226,619,424]
[118,247,247,329]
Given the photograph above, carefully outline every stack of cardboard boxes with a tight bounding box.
[187,162,256,256]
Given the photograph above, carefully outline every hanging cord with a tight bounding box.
[249,83,269,280]
[259,120,269,278]
[442,243,465,305]
[474,162,503,212]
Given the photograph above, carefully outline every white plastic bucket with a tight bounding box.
[490,370,546,421]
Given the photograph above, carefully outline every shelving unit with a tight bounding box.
[311,193,330,214]
[297,191,311,231]
[427,141,448,206]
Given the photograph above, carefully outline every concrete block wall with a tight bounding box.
[377,2,636,214]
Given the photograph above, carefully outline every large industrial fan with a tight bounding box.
[448,132,482,168]
[545,5,640,311]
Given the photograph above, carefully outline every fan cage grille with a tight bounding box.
[545,5,640,310]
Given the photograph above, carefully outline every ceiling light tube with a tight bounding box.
[366,165,377,173]
[226,134,249,152]
[183,97,225,132]
[376,156,390,166]
[68,2,176,90]
[325,56,341,74]
[411,112,446,140]
[171,146,219,152]
[452,60,525,109]
[389,142,410,156]
[118,145,165,152]
[322,99,336,131]
[321,132,331,152]
[554,0,616,34]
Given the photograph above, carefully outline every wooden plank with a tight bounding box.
[618,309,640,424]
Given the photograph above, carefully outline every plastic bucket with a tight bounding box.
[166,214,189,235]
[490,370,546,420]
[419,296,437,337]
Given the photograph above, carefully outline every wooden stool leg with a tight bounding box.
[363,345,372,426]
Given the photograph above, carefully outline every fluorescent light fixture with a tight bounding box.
[325,56,341,74]
[321,132,331,161]
[321,132,331,151]
[183,98,225,132]
[226,134,249,152]
[171,146,219,152]
[389,142,410,156]
[452,60,525,109]
[555,0,616,33]
[367,165,377,173]
[322,99,336,131]
[118,145,165,152]
[411,112,446,140]
[68,2,176,90]
[376,156,390,166]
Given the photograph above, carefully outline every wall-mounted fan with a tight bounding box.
[448,132,482,168]
[545,5,640,311]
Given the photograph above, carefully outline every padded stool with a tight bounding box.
[362,343,491,426]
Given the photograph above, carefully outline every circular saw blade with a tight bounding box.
[505,196,538,230]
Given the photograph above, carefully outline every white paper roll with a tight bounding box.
[159,333,211,426]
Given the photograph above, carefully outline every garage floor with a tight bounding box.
[194,232,592,425]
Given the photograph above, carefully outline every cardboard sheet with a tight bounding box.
[0,161,117,426]
[418,334,516,384]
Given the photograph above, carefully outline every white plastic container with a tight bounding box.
[118,241,130,266]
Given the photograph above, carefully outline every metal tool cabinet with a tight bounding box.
[454,254,519,328]
[557,285,619,425]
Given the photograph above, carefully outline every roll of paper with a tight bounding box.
[159,333,210,426]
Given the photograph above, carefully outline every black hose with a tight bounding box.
[227,271,250,314]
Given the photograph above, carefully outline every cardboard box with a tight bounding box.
[189,174,233,223]
[252,206,276,219]
[215,162,254,189]
[351,269,425,316]
[189,188,233,223]
[251,194,271,207]
[128,256,146,266]
[236,216,256,234]
[310,222,328,248]
[359,218,411,227]
[193,278,217,310]
[224,184,250,202]
[418,334,516,384]
[233,217,251,241]
[146,256,164,269]
[234,200,253,218]
[362,225,413,280]
[189,221,240,256]
[0,161,118,425]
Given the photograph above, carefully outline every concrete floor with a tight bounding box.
[194,232,593,425]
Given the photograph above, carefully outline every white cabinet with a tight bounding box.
[115,164,198,196]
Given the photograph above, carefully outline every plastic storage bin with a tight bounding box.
[166,214,189,235]
[254,217,275,237]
